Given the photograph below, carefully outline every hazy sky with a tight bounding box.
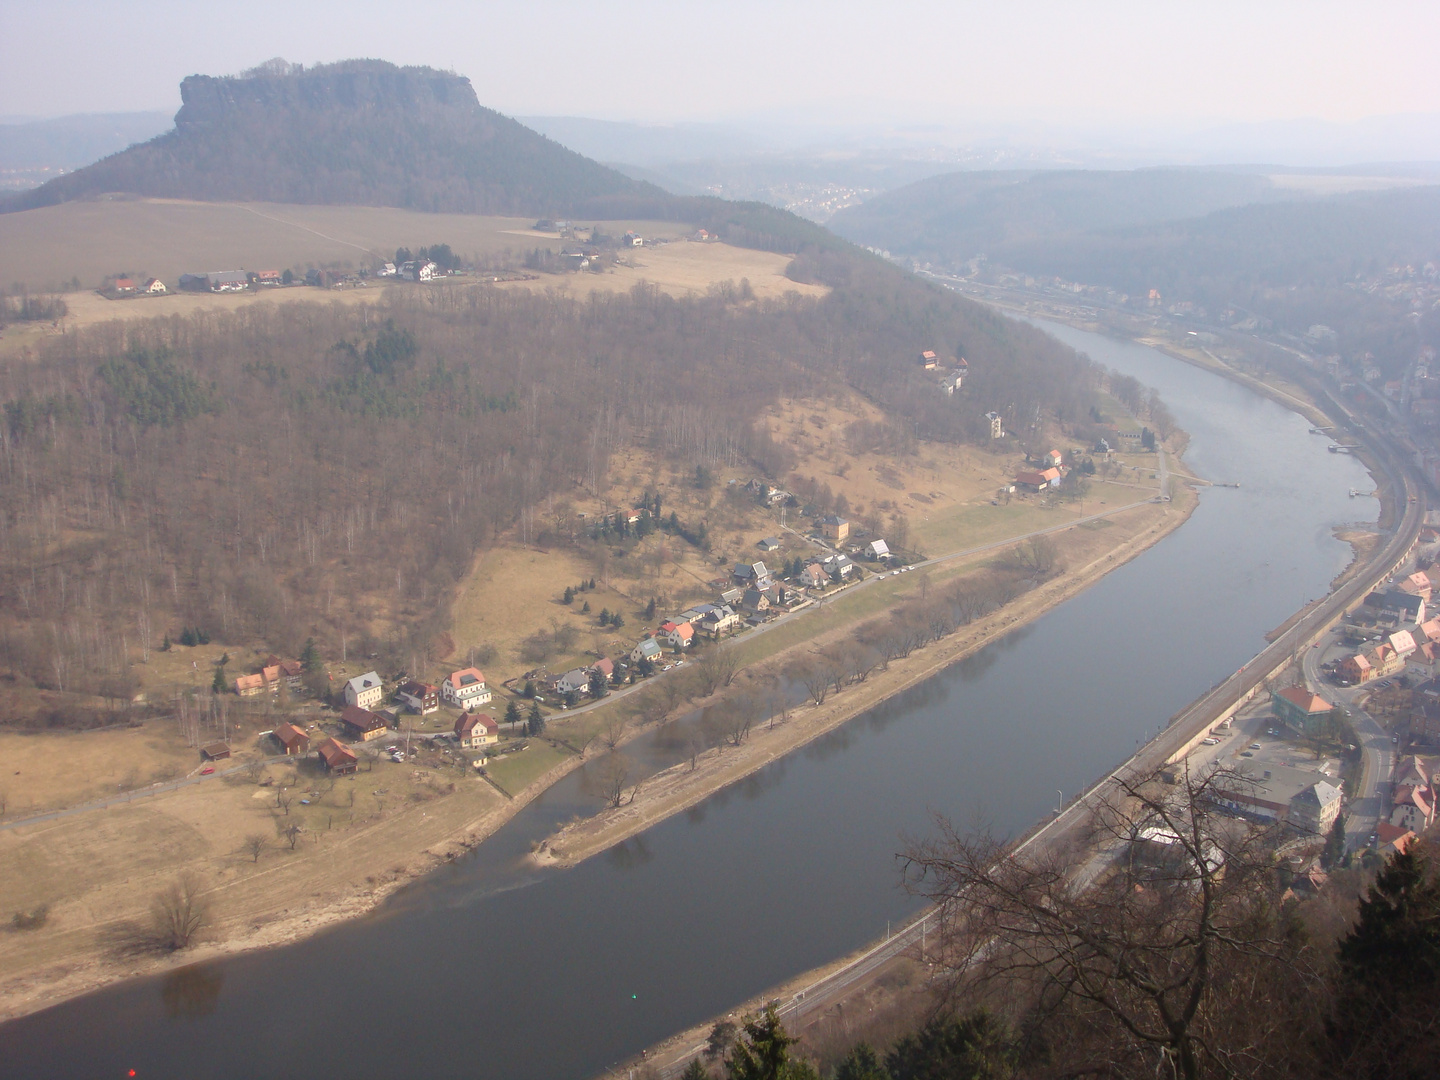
[2,0,1437,128]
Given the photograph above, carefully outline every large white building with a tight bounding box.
[343,671,385,710]
[442,667,492,708]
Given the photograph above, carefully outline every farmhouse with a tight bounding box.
[344,672,385,710]
[272,722,310,756]
[316,738,358,775]
[234,673,266,697]
[207,270,249,293]
[396,680,439,715]
[661,621,694,648]
[868,539,890,559]
[455,712,499,749]
[820,515,850,542]
[799,563,829,589]
[630,638,664,665]
[339,705,388,742]
[551,668,592,697]
[142,277,166,294]
[442,667,492,708]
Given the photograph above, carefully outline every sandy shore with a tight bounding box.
[535,491,1197,870]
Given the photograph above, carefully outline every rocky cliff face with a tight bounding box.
[2,60,667,217]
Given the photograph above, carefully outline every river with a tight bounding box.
[0,323,1378,1079]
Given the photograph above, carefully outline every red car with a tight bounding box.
[199,766,215,776]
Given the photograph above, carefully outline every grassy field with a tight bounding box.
[0,199,685,291]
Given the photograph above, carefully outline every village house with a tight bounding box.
[1289,780,1344,836]
[260,664,282,693]
[551,668,592,697]
[919,350,939,370]
[339,705,389,742]
[1015,467,1062,493]
[1408,642,1440,681]
[276,659,303,690]
[733,561,770,586]
[868,539,890,560]
[207,270,249,292]
[1389,757,1435,832]
[272,722,310,756]
[741,587,772,615]
[1338,653,1373,684]
[455,712,499,749]
[820,515,850,542]
[142,277,166,294]
[1364,589,1425,626]
[799,563,829,589]
[1397,570,1434,600]
[756,537,782,552]
[1271,686,1334,737]
[1375,822,1417,856]
[591,657,615,680]
[1045,449,1064,469]
[316,737,358,775]
[344,672,386,710]
[442,667,492,708]
[1390,629,1419,657]
[720,587,744,606]
[112,277,136,294]
[234,673,266,697]
[255,269,282,286]
[396,680,439,715]
[660,620,695,648]
[697,605,739,637]
[630,637,664,666]
[824,553,855,580]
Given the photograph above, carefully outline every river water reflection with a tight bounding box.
[0,324,1379,1079]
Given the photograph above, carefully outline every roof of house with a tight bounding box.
[1344,653,1372,672]
[317,738,357,767]
[634,638,662,658]
[234,673,265,692]
[1291,780,1343,811]
[591,658,614,676]
[340,705,386,732]
[658,621,680,633]
[399,680,435,697]
[446,667,487,690]
[820,515,848,526]
[1399,571,1433,594]
[1015,470,1049,486]
[345,671,382,696]
[1376,821,1416,851]
[1392,630,1419,654]
[870,539,890,555]
[201,741,230,758]
[1275,685,1333,714]
[1417,617,1440,643]
[273,722,308,747]
[555,668,591,692]
[757,537,781,550]
[455,712,498,737]
[670,622,694,639]
[278,659,303,677]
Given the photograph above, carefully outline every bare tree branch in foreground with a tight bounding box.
[903,765,1322,1080]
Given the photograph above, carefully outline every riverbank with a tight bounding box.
[0,483,1191,1026]
[536,486,1197,870]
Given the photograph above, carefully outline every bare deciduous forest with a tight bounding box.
[0,255,1094,722]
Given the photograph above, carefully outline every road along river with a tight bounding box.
[0,323,1380,1080]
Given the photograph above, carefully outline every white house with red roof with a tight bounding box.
[660,620,695,648]
[442,667,492,708]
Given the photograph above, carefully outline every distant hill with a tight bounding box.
[828,169,1292,259]
[0,60,668,217]
[0,111,172,191]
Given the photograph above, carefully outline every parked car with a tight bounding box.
[1249,743,1262,750]
[199,766,215,775]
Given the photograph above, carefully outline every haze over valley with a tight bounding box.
[0,5,1438,1078]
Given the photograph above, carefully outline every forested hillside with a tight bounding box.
[833,171,1440,375]
[0,254,1093,714]
[0,60,663,217]
[829,169,1286,257]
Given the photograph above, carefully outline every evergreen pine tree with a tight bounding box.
[1321,812,1347,870]
[563,586,574,604]
[582,601,591,614]
[504,700,522,727]
[301,637,322,672]
[212,663,228,694]
[527,702,545,736]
